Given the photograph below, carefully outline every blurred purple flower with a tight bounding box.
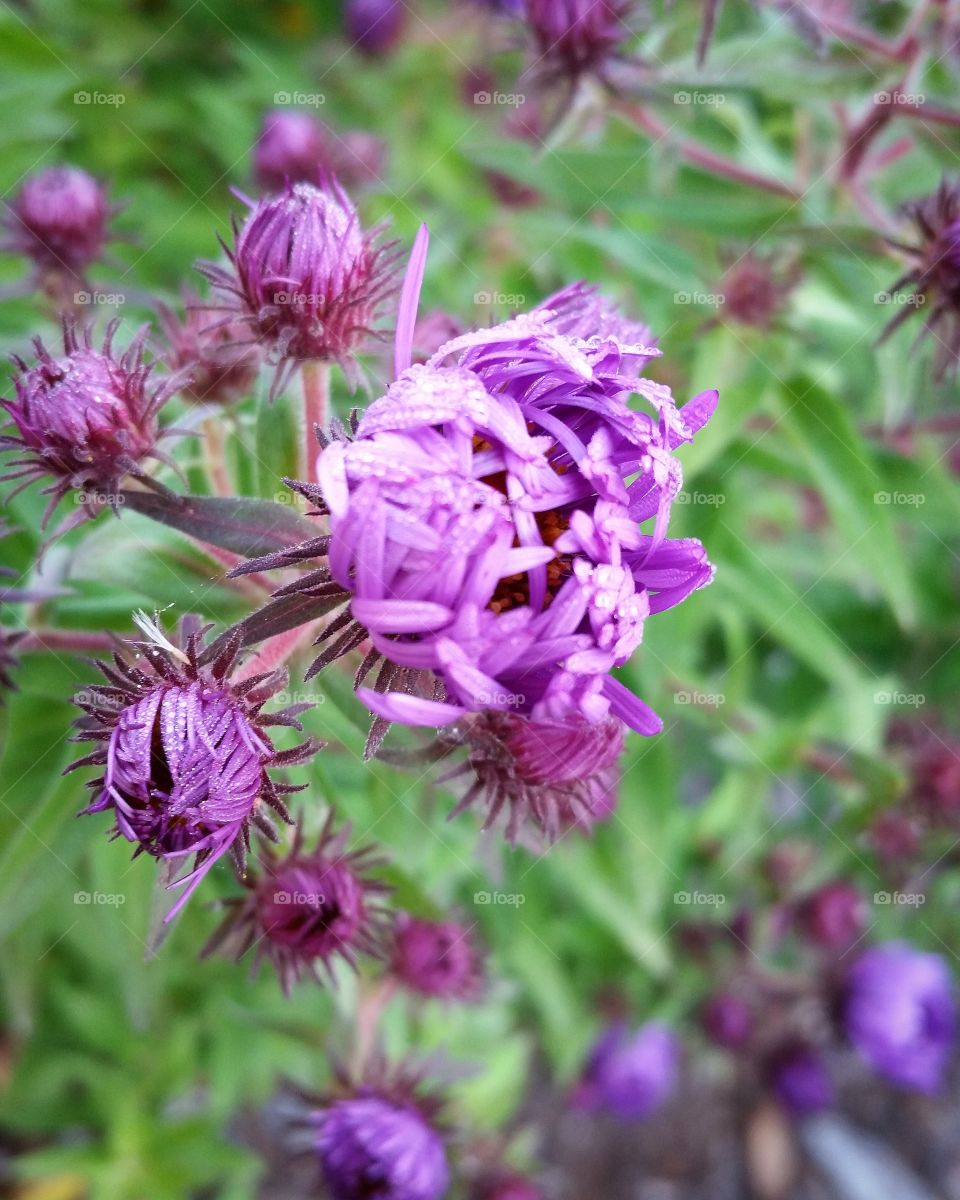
[70,616,321,920]
[770,1047,834,1115]
[1,321,180,532]
[345,0,407,56]
[573,1021,680,1120]
[799,880,867,951]
[701,991,752,1049]
[156,288,261,406]
[314,1090,449,1200]
[523,0,637,82]
[204,816,388,991]
[199,180,398,393]
[253,110,386,194]
[391,913,484,1000]
[845,942,955,1092]
[470,1172,543,1200]
[3,165,112,280]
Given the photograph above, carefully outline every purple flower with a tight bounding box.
[701,991,752,1049]
[314,1091,449,1200]
[844,941,955,1092]
[253,109,328,192]
[523,0,637,82]
[3,165,111,279]
[391,913,484,1000]
[199,180,398,392]
[798,880,866,951]
[470,1173,543,1200]
[770,1047,834,1115]
[70,616,321,920]
[1,322,180,531]
[157,288,261,405]
[715,251,801,330]
[204,816,388,991]
[573,1021,679,1120]
[345,0,407,56]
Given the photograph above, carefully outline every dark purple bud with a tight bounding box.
[701,992,752,1049]
[199,181,398,391]
[391,913,484,1000]
[205,816,389,991]
[4,166,111,277]
[71,615,321,920]
[715,251,801,329]
[1,322,179,529]
[762,840,815,891]
[470,1172,543,1200]
[770,1047,834,1116]
[314,1091,449,1200]
[798,880,867,951]
[157,289,260,405]
[344,0,406,56]
[573,1021,679,1121]
[868,810,921,863]
[844,942,955,1092]
[253,109,328,192]
[523,0,637,81]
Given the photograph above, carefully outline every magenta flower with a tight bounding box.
[470,1173,543,1200]
[573,1021,680,1121]
[1,322,180,531]
[199,180,398,393]
[798,880,866,951]
[844,942,955,1092]
[313,1088,449,1200]
[390,913,484,1000]
[253,110,387,194]
[204,816,389,991]
[156,288,261,406]
[701,991,752,1049]
[345,0,407,56]
[3,165,112,280]
[523,0,637,82]
[70,616,321,920]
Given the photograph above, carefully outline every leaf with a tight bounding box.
[119,491,320,557]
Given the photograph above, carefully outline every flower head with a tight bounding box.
[701,991,752,1049]
[313,1083,449,1200]
[70,615,321,920]
[3,165,112,280]
[769,1046,834,1115]
[156,289,261,405]
[390,913,484,1000]
[844,941,955,1092]
[573,1021,679,1120]
[523,0,637,82]
[204,815,389,991]
[252,111,386,194]
[798,880,866,951]
[1,322,179,530]
[199,180,398,393]
[345,0,407,56]
[880,179,960,378]
[715,251,801,330]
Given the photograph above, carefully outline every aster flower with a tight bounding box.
[700,991,752,1049]
[572,1021,680,1120]
[522,0,638,84]
[253,111,386,195]
[714,250,801,330]
[156,288,261,406]
[199,180,399,395]
[69,614,321,920]
[844,941,955,1092]
[1,321,180,533]
[345,0,407,56]
[390,912,484,1000]
[797,880,866,951]
[3,165,113,285]
[880,179,960,379]
[203,815,389,991]
[769,1046,834,1116]
[312,1073,449,1200]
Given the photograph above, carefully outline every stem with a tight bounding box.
[613,102,801,201]
[202,416,233,498]
[230,618,324,684]
[352,977,397,1077]
[18,628,117,655]
[301,361,330,486]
